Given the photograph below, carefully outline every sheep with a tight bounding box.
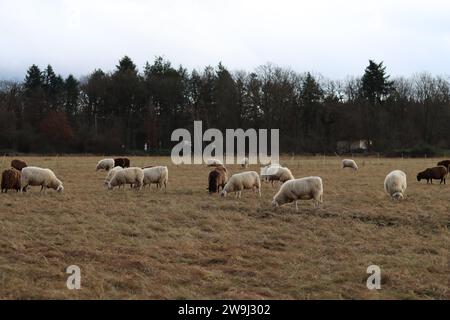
[260,163,281,182]
[108,167,144,190]
[220,171,261,198]
[342,159,358,170]
[384,170,407,200]
[272,176,323,211]
[96,158,115,171]
[208,166,228,193]
[417,166,448,184]
[104,166,124,187]
[437,160,450,171]
[114,157,131,168]
[143,166,168,190]
[21,166,64,193]
[206,158,224,167]
[240,157,249,168]
[1,168,21,193]
[11,159,28,171]
[267,166,294,186]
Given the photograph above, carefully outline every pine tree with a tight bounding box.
[24,65,43,91]
[361,60,393,105]
[64,74,79,120]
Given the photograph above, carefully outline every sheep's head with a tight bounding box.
[107,183,113,190]
[220,190,227,197]
[416,172,424,181]
[57,185,64,193]
[271,199,279,207]
[392,192,404,201]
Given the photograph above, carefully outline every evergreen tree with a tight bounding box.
[64,74,79,121]
[361,60,393,105]
[24,64,43,91]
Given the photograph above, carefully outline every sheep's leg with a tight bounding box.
[295,201,299,212]
[258,187,261,197]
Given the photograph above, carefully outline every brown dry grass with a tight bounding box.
[0,156,449,299]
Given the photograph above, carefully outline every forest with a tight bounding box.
[1,56,449,156]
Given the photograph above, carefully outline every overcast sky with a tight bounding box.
[1,0,450,80]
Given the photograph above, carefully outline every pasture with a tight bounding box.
[0,156,449,299]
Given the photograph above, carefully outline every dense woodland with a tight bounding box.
[1,56,450,155]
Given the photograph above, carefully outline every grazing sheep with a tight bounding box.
[272,176,323,211]
[240,157,249,168]
[220,171,261,198]
[96,158,115,171]
[260,164,281,182]
[104,166,124,187]
[108,167,144,190]
[267,166,294,186]
[21,166,64,193]
[384,170,407,200]
[114,157,131,168]
[342,159,358,170]
[1,168,21,193]
[206,158,224,167]
[143,166,168,190]
[417,166,448,184]
[437,160,450,171]
[11,159,28,171]
[208,166,228,193]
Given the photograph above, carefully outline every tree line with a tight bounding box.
[1,56,450,156]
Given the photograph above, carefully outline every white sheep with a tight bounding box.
[206,158,224,167]
[96,158,115,171]
[21,166,64,193]
[260,163,281,181]
[272,176,323,211]
[342,159,358,170]
[240,157,249,168]
[104,166,124,187]
[220,171,261,198]
[384,170,407,200]
[143,166,168,190]
[108,167,144,190]
[268,166,294,186]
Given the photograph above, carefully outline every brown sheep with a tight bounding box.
[114,158,130,168]
[207,166,228,193]
[417,166,448,184]
[437,160,450,171]
[11,159,28,171]
[1,168,21,193]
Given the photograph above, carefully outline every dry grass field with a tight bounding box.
[0,155,449,299]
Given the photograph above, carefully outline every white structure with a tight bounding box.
[337,140,372,153]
